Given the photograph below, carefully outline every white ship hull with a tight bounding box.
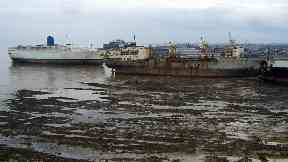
[8,47,104,65]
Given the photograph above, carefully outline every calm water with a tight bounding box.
[1,48,288,162]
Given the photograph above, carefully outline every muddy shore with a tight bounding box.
[1,75,288,162]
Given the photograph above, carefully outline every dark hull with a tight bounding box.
[11,58,103,65]
[111,67,258,78]
[259,76,288,85]
[269,67,288,78]
[106,59,260,78]
[259,67,288,85]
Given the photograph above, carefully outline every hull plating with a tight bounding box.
[106,58,263,77]
[12,58,103,65]
[9,48,104,65]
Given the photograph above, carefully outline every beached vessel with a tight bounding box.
[105,38,265,77]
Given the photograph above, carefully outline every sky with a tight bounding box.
[0,0,287,47]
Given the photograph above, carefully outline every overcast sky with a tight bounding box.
[1,0,287,47]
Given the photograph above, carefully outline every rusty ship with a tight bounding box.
[104,37,266,77]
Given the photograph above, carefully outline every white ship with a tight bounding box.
[8,36,104,65]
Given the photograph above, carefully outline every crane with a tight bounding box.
[228,32,236,46]
[200,36,209,59]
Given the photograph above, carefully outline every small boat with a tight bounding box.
[259,60,288,85]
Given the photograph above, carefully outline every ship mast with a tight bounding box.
[228,32,236,47]
[132,32,136,42]
[200,36,209,59]
[168,41,177,58]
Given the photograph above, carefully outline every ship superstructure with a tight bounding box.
[101,40,151,61]
[223,32,245,58]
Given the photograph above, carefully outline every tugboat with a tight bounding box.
[259,59,288,85]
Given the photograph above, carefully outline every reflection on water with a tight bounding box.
[0,62,288,161]
[9,63,112,91]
